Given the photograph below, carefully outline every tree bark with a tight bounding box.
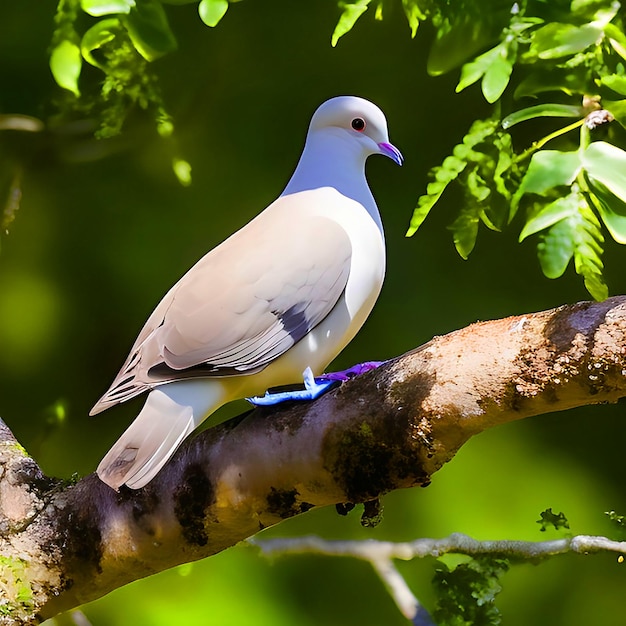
[1,297,626,624]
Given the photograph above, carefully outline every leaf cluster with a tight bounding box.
[432,556,510,626]
[397,0,626,299]
[536,507,570,532]
[48,0,626,297]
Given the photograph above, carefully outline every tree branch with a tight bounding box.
[2,297,626,624]
[252,532,626,624]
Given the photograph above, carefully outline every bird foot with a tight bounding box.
[246,361,385,407]
[317,360,385,382]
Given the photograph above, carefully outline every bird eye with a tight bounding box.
[351,117,366,132]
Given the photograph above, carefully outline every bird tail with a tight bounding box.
[96,380,226,490]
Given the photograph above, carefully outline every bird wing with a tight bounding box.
[90,192,353,414]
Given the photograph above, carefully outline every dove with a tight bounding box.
[92,95,403,490]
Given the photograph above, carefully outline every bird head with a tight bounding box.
[308,96,403,166]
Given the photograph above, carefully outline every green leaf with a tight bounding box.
[502,104,583,129]
[198,0,229,27]
[601,74,626,96]
[172,158,192,186]
[588,178,626,245]
[519,193,580,242]
[407,119,500,236]
[456,44,503,93]
[603,99,626,130]
[481,50,513,103]
[331,0,372,47]
[514,150,581,207]
[81,19,120,68]
[50,40,82,96]
[536,195,607,299]
[574,0,620,25]
[606,24,626,61]
[406,154,469,236]
[121,0,178,61]
[450,207,480,259]
[427,15,503,76]
[530,22,603,59]
[605,510,626,532]
[583,141,626,204]
[434,556,509,626]
[514,67,589,99]
[81,0,135,16]
[401,0,424,38]
[536,508,570,532]
[537,216,576,278]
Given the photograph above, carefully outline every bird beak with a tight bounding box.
[378,142,403,166]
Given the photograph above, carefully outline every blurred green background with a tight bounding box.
[2,1,626,624]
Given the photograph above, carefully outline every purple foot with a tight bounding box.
[247,361,386,407]
[317,360,386,382]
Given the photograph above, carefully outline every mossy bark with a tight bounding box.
[1,297,625,624]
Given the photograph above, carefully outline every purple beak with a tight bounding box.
[378,141,403,166]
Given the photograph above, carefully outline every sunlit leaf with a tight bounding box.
[481,51,513,103]
[588,178,626,244]
[534,193,606,299]
[573,205,607,300]
[406,156,468,237]
[530,22,603,59]
[514,67,589,98]
[81,19,120,68]
[331,0,372,47]
[601,74,626,96]
[172,158,192,186]
[401,0,424,38]
[50,40,82,96]
[374,0,383,21]
[427,16,502,76]
[574,0,619,26]
[198,0,229,27]
[456,44,503,93]
[407,118,499,236]
[502,104,583,129]
[537,215,576,278]
[450,208,480,259]
[122,0,178,61]
[603,99,626,129]
[81,0,135,16]
[582,141,626,204]
[492,139,513,200]
[514,150,581,206]
[519,193,579,242]
[605,23,626,58]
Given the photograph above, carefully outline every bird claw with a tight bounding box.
[317,360,385,382]
[246,361,385,407]
[247,367,338,406]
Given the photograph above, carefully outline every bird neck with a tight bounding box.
[280,130,383,232]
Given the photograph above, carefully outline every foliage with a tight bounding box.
[605,509,626,539]
[433,556,510,626]
[402,0,626,300]
[536,508,570,532]
[47,0,626,297]
[49,0,189,183]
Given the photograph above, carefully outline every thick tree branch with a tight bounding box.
[1,297,626,623]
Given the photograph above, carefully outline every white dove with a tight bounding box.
[92,95,403,490]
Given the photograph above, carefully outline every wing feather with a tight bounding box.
[90,194,353,414]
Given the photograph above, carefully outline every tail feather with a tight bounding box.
[96,380,226,490]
